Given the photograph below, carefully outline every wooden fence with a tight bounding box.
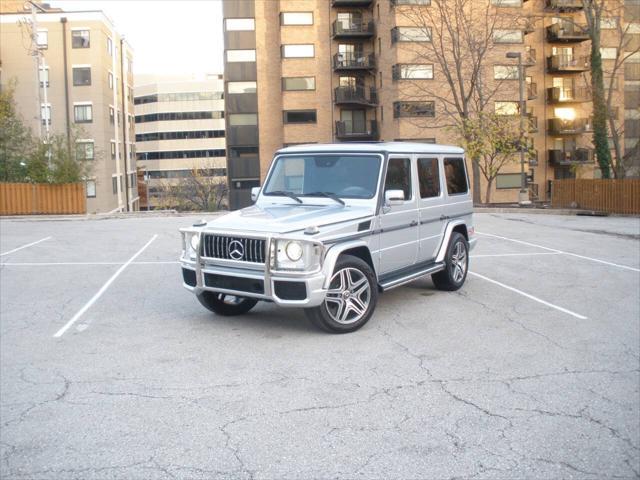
[552,179,640,215]
[0,183,86,215]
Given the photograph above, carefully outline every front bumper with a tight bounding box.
[181,259,328,307]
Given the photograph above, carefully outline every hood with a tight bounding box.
[204,203,374,235]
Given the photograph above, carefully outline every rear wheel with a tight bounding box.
[305,255,378,333]
[197,292,258,316]
[432,232,469,291]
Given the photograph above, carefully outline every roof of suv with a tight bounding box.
[276,142,465,155]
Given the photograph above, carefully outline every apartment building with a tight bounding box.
[0,1,137,212]
[222,0,639,209]
[134,73,227,209]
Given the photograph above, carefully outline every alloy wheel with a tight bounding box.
[324,267,371,325]
[450,241,467,283]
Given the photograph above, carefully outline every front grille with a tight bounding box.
[274,281,307,301]
[204,273,264,294]
[201,234,266,263]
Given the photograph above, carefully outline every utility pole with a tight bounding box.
[29,1,43,139]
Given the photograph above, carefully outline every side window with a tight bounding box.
[444,157,468,195]
[418,158,440,198]
[384,158,412,200]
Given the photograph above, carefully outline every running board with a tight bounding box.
[378,262,446,291]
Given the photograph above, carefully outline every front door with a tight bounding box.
[416,156,446,262]
[377,156,419,274]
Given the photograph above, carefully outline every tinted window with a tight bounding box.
[283,110,317,123]
[444,158,468,195]
[384,158,412,200]
[72,67,91,86]
[418,158,440,198]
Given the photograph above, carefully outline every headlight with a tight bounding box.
[190,234,200,252]
[272,239,322,272]
[183,232,200,259]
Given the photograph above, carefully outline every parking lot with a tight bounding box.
[1,212,638,479]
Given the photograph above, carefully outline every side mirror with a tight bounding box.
[384,189,405,207]
[251,187,260,202]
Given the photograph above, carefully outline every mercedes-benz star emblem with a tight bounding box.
[228,240,245,260]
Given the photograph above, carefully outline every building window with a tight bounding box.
[72,67,91,86]
[71,29,90,48]
[283,110,317,123]
[496,173,522,189]
[41,104,51,125]
[111,141,116,159]
[109,107,115,124]
[86,180,96,198]
[490,0,521,5]
[136,149,226,160]
[226,49,256,62]
[76,141,94,161]
[229,146,258,157]
[107,37,113,54]
[392,26,432,43]
[133,91,224,104]
[36,30,48,48]
[418,158,441,198]
[282,77,316,91]
[228,113,258,126]
[601,17,618,29]
[493,29,523,43]
[227,81,257,94]
[281,44,315,58]
[112,176,119,194]
[495,101,519,115]
[135,111,224,123]
[393,101,435,118]
[39,67,49,87]
[494,65,519,79]
[224,18,255,31]
[394,138,436,143]
[74,104,92,123]
[136,130,225,142]
[108,72,114,89]
[393,64,433,79]
[444,158,468,195]
[392,0,431,4]
[600,47,617,59]
[281,12,313,25]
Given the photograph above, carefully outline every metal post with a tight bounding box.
[517,55,531,206]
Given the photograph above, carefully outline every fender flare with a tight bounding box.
[435,220,467,263]
[321,240,371,289]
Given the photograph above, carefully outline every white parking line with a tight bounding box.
[471,252,562,258]
[477,231,640,273]
[469,271,587,320]
[1,261,179,266]
[53,235,158,338]
[0,236,52,257]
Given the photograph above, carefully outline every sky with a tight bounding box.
[50,0,224,77]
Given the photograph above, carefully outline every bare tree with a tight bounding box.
[157,166,228,211]
[394,0,528,204]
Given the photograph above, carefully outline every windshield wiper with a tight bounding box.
[303,191,345,206]
[267,190,303,203]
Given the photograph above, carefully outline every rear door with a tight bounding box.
[377,155,419,274]
[416,156,446,262]
[442,155,473,223]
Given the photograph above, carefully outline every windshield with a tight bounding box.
[263,155,382,199]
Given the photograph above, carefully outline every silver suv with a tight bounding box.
[180,142,476,333]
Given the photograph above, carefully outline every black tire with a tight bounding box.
[304,254,378,333]
[197,291,259,316]
[432,232,469,291]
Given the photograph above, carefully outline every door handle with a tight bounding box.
[410,220,418,227]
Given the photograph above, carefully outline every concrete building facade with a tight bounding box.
[222,0,639,209]
[134,73,227,209]
[0,1,138,213]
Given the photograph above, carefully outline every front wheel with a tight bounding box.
[197,291,258,316]
[431,232,469,291]
[305,255,378,333]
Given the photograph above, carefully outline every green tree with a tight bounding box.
[156,165,228,212]
[0,82,34,182]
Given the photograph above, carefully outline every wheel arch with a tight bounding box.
[321,240,376,289]
[435,220,468,263]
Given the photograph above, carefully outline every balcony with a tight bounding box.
[548,148,592,165]
[527,82,537,100]
[547,117,592,135]
[546,23,589,42]
[334,86,378,106]
[332,20,375,39]
[332,0,373,7]
[546,86,591,103]
[333,52,376,71]
[545,0,583,11]
[335,120,379,140]
[547,54,590,73]
[524,48,537,66]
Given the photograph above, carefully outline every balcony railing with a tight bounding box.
[547,54,590,73]
[528,116,538,133]
[335,120,379,140]
[546,86,591,103]
[334,86,378,106]
[332,0,373,7]
[547,117,592,135]
[527,82,537,100]
[332,20,375,38]
[524,48,536,66]
[546,23,589,42]
[333,52,376,71]
[545,0,583,11]
[548,148,592,165]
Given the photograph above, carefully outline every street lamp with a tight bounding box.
[506,51,531,206]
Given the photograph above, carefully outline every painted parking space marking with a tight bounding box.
[477,231,640,272]
[471,252,562,258]
[53,235,159,338]
[0,236,52,257]
[1,260,179,266]
[469,271,588,320]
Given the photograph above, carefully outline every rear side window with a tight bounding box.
[418,158,440,198]
[444,157,468,195]
[384,158,412,200]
